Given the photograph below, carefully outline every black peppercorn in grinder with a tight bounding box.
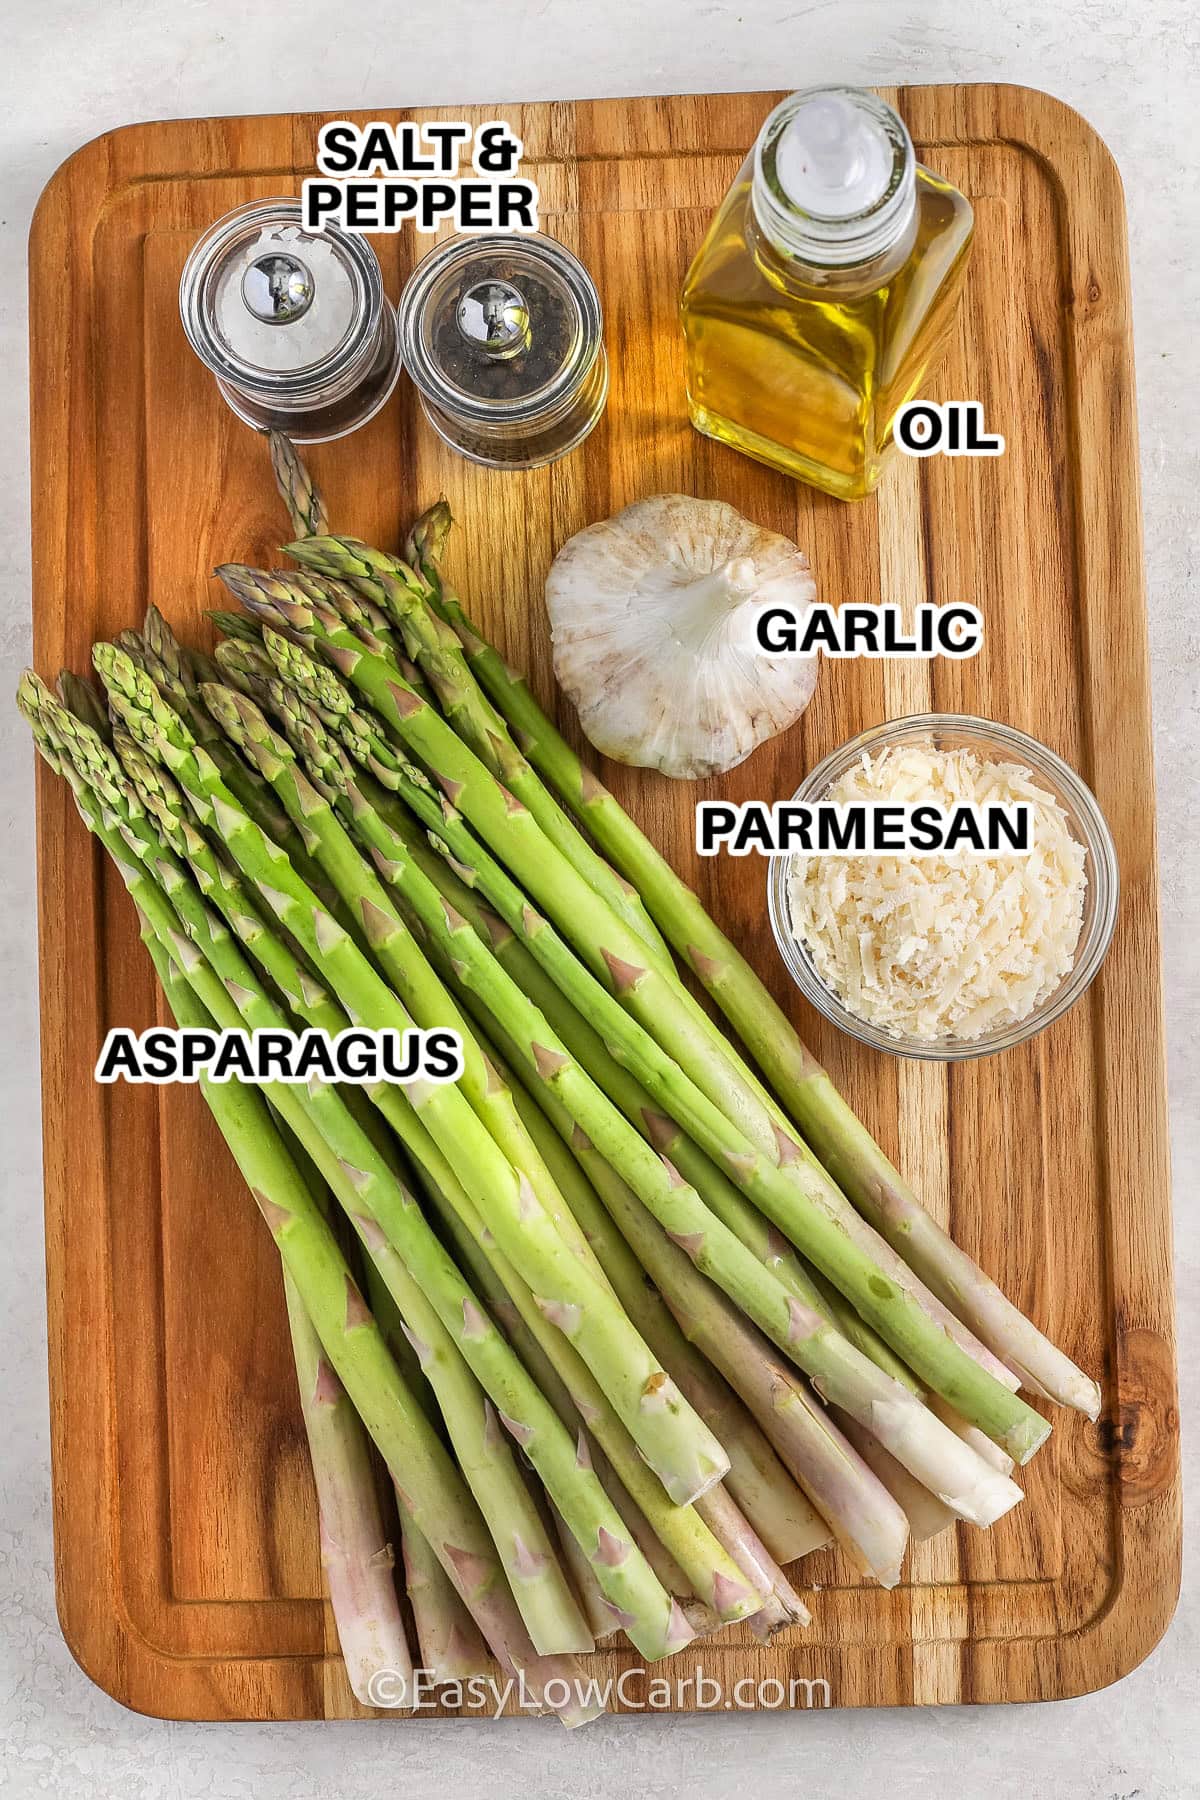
[397,233,609,469]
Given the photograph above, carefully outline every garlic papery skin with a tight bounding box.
[545,494,819,780]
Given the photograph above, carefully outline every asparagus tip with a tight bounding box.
[200,679,257,736]
[17,668,49,715]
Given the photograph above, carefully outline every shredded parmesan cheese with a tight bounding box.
[787,744,1088,1042]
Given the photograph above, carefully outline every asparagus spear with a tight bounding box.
[219,570,436,713]
[548,1502,624,1644]
[400,1516,497,1684]
[279,1271,419,1702]
[97,645,730,1515]
[255,1098,421,1696]
[55,669,112,741]
[691,1481,810,1639]
[408,512,1100,1420]
[355,1257,503,1684]
[222,625,1039,1469]
[269,429,331,539]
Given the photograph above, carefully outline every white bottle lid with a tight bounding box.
[774,90,894,219]
[752,87,917,266]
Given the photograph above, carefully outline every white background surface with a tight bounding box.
[1,4,1195,1796]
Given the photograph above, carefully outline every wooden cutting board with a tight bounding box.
[29,85,1178,1721]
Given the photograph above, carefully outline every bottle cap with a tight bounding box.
[753,88,917,268]
[775,91,895,219]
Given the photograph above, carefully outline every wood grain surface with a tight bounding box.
[28,85,1178,1720]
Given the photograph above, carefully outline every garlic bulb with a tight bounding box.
[545,494,819,780]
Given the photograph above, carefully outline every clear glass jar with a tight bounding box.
[767,715,1119,1060]
[681,88,974,501]
[398,233,608,468]
[179,199,402,442]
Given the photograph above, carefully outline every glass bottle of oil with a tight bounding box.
[680,88,973,501]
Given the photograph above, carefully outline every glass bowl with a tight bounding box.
[766,714,1119,1061]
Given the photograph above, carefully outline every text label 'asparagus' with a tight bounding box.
[94,1026,465,1085]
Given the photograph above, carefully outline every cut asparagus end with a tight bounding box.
[868,1396,1026,1528]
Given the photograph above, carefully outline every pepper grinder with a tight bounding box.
[397,232,609,469]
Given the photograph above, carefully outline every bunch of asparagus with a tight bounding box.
[20,435,1100,1725]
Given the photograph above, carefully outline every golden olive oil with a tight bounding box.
[680,91,973,502]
